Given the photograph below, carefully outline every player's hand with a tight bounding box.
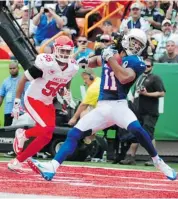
[40,7,44,15]
[138,88,148,96]
[48,8,55,15]
[102,48,117,62]
[68,117,77,126]
[11,98,21,120]
[77,57,88,69]
[63,87,71,105]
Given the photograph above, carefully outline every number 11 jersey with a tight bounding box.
[98,55,146,101]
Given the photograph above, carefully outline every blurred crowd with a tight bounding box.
[0,0,177,63]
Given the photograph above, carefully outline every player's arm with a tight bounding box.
[108,56,136,84]
[68,102,88,125]
[139,76,165,98]
[77,55,101,68]
[0,96,4,107]
[16,65,43,99]
[0,82,6,106]
[88,55,102,68]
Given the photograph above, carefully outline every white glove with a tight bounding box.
[11,98,21,120]
[102,48,117,62]
[63,87,71,105]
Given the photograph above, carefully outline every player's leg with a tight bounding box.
[8,97,55,172]
[28,101,114,180]
[112,100,176,180]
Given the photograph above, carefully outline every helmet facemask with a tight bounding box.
[121,29,147,56]
[54,45,73,63]
[128,37,145,55]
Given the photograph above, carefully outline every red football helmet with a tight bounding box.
[53,36,74,63]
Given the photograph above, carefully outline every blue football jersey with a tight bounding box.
[98,55,146,101]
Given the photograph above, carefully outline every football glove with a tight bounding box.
[11,98,21,120]
[102,48,117,62]
[63,87,71,105]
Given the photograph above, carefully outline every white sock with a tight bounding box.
[51,160,60,172]
[152,155,160,163]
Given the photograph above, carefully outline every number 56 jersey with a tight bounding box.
[24,53,79,105]
[98,55,146,101]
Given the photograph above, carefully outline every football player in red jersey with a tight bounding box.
[8,35,79,172]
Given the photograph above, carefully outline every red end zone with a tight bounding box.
[0,162,177,198]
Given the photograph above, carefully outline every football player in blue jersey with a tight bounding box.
[28,29,177,181]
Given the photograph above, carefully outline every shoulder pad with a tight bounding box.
[35,53,54,69]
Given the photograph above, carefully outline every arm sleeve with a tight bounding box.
[24,65,43,81]
[128,59,146,77]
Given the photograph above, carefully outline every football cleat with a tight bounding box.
[7,158,23,173]
[27,158,56,181]
[13,128,28,155]
[154,158,177,180]
[27,158,41,174]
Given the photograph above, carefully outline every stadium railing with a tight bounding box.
[84,2,124,37]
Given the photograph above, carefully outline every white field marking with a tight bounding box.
[70,182,178,193]
[0,179,81,184]
[56,171,178,183]
[0,177,176,189]
[0,192,80,199]
[1,164,177,184]
[0,192,122,199]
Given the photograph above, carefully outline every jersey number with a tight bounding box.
[104,69,117,91]
[42,81,65,97]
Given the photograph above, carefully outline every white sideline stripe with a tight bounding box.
[0,193,121,199]
[24,96,46,127]
[0,193,78,199]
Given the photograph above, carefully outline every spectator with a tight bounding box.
[68,68,101,144]
[120,57,166,165]
[10,0,24,19]
[152,19,178,61]
[0,61,29,157]
[0,61,28,126]
[165,1,178,27]
[72,36,93,60]
[55,0,82,37]
[120,3,150,34]
[33,6,63,46]
[17,5,37,37]
[159,40,178,63]
[94,34,112,56]
[141,0,165,30]
[102,20,114,36]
